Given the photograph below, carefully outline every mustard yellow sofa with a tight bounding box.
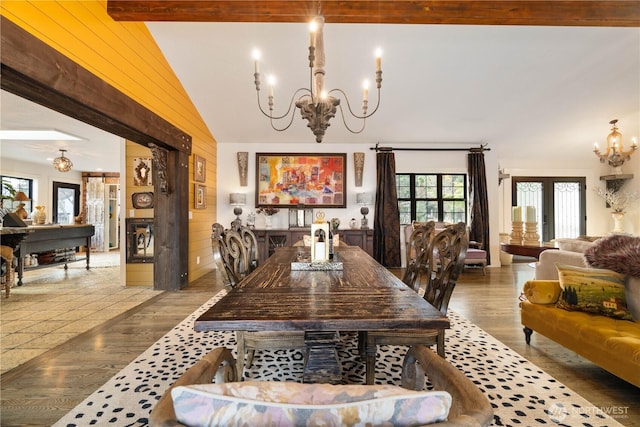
[520,280,640,388]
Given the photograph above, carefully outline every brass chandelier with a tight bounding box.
[593,119,637,174]
[253,16,382,143]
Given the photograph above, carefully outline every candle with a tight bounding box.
[252,49,260,74]
[526,206,536,222]
[362,80,369,101]
[375,48,382,72]
[267,75,276,98]
[511,206,522,222]
[309,20,317,48]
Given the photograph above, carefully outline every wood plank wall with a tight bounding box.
[1,0,218,282]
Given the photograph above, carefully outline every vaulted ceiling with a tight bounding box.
[2,1,639,171]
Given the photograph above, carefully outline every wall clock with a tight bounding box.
[132,192,154,209]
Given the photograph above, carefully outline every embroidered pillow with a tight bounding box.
[172,381,451,427]
[555,263,631,320]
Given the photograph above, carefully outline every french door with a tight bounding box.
[512,177,586,242]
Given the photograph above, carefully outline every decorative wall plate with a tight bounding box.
[132,192,154,209]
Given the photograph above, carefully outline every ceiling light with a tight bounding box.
[253,16,382,143]
[53,149,73,172]
[0,129,82,141]
[593,119,638,175]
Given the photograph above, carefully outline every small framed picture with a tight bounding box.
[194,154,206,182]
[195,184,206,209]
[132,192,154,209]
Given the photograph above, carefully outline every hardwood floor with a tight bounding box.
[1,261,638,426]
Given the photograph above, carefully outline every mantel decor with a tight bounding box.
[256,153,346,208]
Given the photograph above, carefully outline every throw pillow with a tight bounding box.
[555,263,632,321]
[172,381,451,427]
[522,280,561,304]
[583,234,640,278]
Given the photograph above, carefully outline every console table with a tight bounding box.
[16,224,95,285]
[254,228,374,263]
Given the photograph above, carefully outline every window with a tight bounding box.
[396,173,467,225]
[1,175,33,213]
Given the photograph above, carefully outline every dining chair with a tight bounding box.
[1,245,15,298]
[211,223,306,377]
[402,221,436,292]
[361,222,469,385]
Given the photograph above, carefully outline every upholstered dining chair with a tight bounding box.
[361,222,469,385]
[211,223,306,377]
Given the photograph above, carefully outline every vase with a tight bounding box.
[14,203,28,219]
[625,276,640,321]
[611,212,625,233]
[264,215,272,229]
[32,205,46,225]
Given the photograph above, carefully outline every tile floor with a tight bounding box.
[0,251,160,374]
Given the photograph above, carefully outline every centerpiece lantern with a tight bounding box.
[310,211,329,262]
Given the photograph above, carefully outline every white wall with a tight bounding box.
[216,143,377,231]
[500,152,639,238]
[217,143,501,267]
[218,141,640,269]
[0,157,82,224]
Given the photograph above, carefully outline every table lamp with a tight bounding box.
[356,192,373,229]
[229,193,246,230]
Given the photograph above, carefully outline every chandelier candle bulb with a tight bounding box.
[252,50,260,73]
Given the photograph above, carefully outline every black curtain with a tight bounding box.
[374,151,401,267]
[468,151,491,265]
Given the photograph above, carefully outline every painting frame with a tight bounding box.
[256,153,346,208]
[193,154,206,182]
[195,183,206,209]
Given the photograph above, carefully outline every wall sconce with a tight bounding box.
[593,119,637,175]
[229,193,246,230]
[356,192,373,229]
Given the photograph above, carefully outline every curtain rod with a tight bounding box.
[370,143,490,152]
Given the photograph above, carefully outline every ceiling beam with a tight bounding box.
[107,1,640,27]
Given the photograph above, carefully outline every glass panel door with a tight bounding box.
[513,177,585,242]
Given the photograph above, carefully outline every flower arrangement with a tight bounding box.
[596,188,640,213]
[256,206,280,216]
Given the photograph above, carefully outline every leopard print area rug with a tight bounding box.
[54,291,623,427]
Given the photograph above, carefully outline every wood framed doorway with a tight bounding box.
[1,16,190,291]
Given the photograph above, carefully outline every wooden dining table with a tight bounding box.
[195,245,449,383]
